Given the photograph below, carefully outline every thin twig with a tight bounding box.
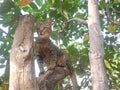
[0,28,8,35]
[66,18,88,26]
[0,28,13,39]
[60,0,68,20]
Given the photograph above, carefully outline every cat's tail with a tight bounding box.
[66,58,78,90]
[70,72,78,90]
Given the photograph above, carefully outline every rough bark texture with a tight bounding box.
[9,15,37,90]
[88,0,109,90]
[38,67,69,90]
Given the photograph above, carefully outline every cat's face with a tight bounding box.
[37,19,52,40]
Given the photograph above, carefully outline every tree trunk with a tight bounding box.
[88,0,109,90]
[9,15,37,90]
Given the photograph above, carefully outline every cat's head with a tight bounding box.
[36,19,52,41]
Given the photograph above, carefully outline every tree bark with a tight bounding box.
[9,15,37,90]
[88,0,109,90]
[38,67,70,90]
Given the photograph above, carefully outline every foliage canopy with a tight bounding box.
[0,0,120,89]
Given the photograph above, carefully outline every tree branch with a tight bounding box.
[66,18,88,26]
[0,28,13,39]
[0,28,8,35]
[60,0,69,20]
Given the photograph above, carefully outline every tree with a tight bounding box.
[0,0,120,90]
[88,0,109,90]
[9,15,37,90]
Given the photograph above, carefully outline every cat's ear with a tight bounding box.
[45,19,52,30]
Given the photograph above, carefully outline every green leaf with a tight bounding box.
[0,0,14,14]
[0,14,13,27]
[114,0,119,4]
[30,2,38,10]
[35,0,42,6]
[99,0,106,9]
[107,25,116,34]
[75,13,84,19]
[54,85,58,90]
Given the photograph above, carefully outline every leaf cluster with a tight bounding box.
[0,0,120,89]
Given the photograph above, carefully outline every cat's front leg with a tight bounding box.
[37,55,45,76]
